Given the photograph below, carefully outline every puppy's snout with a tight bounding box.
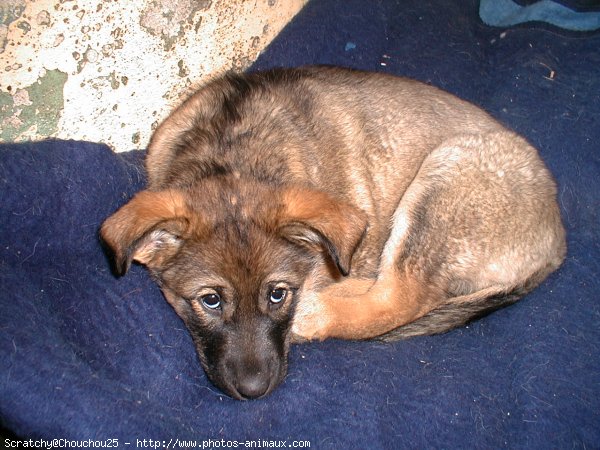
[235,370,271,399]
[227,355,278,400]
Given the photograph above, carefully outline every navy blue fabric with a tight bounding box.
[1,0,599,447]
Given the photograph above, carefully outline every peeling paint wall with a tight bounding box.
[0,0,307,152]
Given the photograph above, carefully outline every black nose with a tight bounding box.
[235,371,271,399]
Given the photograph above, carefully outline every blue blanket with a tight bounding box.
[1,0,599,447]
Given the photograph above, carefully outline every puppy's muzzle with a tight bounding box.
[224,354,281,400]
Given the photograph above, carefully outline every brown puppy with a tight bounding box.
[101,66,566,400]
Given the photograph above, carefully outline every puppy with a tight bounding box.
[101,66,566,399]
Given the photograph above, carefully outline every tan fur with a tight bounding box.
[279,187,367,275]
[294,129,565,340]
[100,66,566,398]
[100,190,192,272]
[293,269,435,340]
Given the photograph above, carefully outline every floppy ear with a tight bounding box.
[278,187,367,276]
[100,190,191,276]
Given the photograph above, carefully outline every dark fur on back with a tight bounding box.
[153,69,318,189]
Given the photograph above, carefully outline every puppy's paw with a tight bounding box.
[291,293,331,342]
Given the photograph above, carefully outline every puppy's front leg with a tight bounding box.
[293,278,373,341]
[293,271,431,341]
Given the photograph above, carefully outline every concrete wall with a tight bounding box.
[0,0,307,152]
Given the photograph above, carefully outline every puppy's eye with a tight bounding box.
[201,293,221,310]
[269,288,287,305]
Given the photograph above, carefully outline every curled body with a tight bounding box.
[101,66,566,399]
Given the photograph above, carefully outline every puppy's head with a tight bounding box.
[100,179,366,399]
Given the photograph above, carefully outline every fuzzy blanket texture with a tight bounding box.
[1,0,599,447]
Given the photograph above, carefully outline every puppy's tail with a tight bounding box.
[377,255,565,342]
[376,287,523,341]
